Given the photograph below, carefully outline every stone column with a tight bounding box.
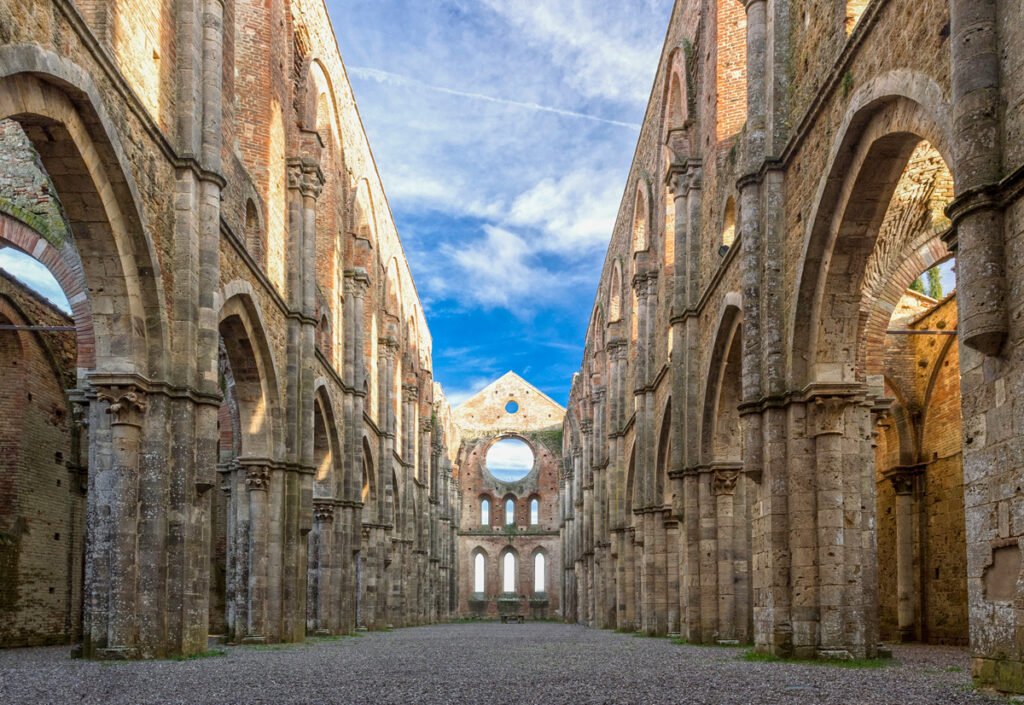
[889,471,917,642]
[311,501,335,634]
[812,397,848,655]
[715,468,740,642]
[87,386,146,656]
[244,465,270,643]
[947,0,1006,356]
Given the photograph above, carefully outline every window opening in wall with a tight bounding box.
[486,437,535,482]
[530,498,539,525]
[502,552,516,593]
[505,400,519,414]
[505,498,515,525]
[721,197,736,253]
[632,188,648,252]
[846,0,870,35]
[534,553,546,593]
[473,552,485,593]
[480,498,490,526]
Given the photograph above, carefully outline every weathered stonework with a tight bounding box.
[562,0,1024,693]
[453,373,563,620]
[0,0,459,658]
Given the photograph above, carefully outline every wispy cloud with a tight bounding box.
[349,67,640,130]
[478,0,667,105]
[506,167,625,253]
[329,0,674,402]
[424,225,584,314]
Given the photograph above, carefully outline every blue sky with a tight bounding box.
[0,0,962,409]
[328,0,675,404]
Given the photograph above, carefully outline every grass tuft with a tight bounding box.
[740,649,892,669]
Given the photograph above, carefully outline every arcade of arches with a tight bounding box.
[1,0,1024,696]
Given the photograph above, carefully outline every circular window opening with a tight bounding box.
[486,438,534,483]
[505,400,519,414]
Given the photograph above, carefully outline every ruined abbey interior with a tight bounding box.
[1,0,1024,698]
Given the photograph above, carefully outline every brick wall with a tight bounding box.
[0,271,82,647]
[876,294,966,644]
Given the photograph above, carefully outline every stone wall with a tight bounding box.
[453,373,563,620]
[0,0,458,657]
[0,270,82,647]
[562,0,1024,692]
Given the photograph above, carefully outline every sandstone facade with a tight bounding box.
[452,373,563,620]
[0,0,458,658]
[561,0,1024,693]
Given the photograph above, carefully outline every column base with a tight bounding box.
[97,646,139,660]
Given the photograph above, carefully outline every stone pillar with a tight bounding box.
[812,397,846,653]
[244,465,270,642]
[86,386,146,656]
[889,472,916,642]
[714,469,739,642]
[622,528,636,630]
[311,501,335,634]
[682,468,701,641]
[947,0,1006,356]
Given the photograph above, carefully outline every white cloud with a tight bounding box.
[506,167,622,253]
[479,0,666,106]
[0,248,70,313]
[486,438,535,480]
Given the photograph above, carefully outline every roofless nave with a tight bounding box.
[0,0,1023,696]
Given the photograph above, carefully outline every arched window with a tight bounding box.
[608,260,623,322]
[502,552,516,593]
[722,197,736,251]
[664,184,675,268]
[473,552,485,593]
[530,498,539,525]
[632,187,648,252]
[534,553,546,594]
[480,498,490,526]
[505,498,515,525]
[244,198,264,267]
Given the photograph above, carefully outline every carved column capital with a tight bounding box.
[287,158,324,199]
[246,466,271,492]
[666,166,686,197]
[885,465,922,496]
[71,400,90,429]
[889,474,914,496]
[344,269,371,296]
[314,501,335,522]
[713,469,740,496]
[96,386,147,427]
[811,396,849,437]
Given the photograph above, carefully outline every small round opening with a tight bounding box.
[505,400,519,414]
[486,438,534,483]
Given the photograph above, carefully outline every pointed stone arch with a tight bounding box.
[0,49,170,377]
[218,289,282,461]
[789,72,954,388]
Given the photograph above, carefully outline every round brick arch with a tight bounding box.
[0,212,94,370]
[788,71,955,389]
[0,47,169,378]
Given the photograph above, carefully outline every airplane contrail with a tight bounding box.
[348,66,640,130]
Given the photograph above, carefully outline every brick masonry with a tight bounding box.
[561,0,1024,693]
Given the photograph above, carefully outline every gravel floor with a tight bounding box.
[0,623,1006,705]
